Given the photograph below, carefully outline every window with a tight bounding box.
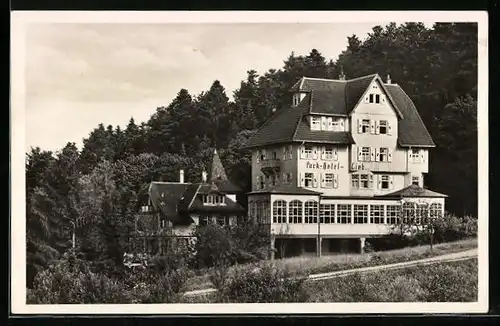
[375,94,380,104]
[259,150,266,162]
[351,174,359,188]
[379,148,388,162]
[311,116,321,130]
[259,176,265,189]
[304,172,314,187]
[204,195,225,205]
[293,94,300,106]
[370,205,385,224]
[302,145,314,159]
[430,203,443,218]
[411,149,420,162]
[352,173,372,189]
[415,203,429,225]
[402,202,416,224]
[332,119,340,131]
[282,173,292,185]
[216,216,227,226]
[271,174,279,186]
[361,147,370,161]
[305,201,319,223]
[273,200,287,223]
[272,151,277,160]
[262,200,271,224]
[324,146,334,160]
[354,205,368,224]
[283,145,293,160]
[380,175,390,190]
[338,204,352,224]
[141,206,150,213]
[360,174,370,189]
[200,216,210,226]
[379,120,388,134]
[412,176,420,186]
[320,204,334,223]
[369,94,374,103]
[288,200,303,223]
[361,119,370,133]
[386,205,400,224]
[324,173,334,188]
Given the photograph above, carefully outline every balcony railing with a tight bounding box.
[261,158,281,176]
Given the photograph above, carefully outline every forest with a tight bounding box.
[25,22,478,288]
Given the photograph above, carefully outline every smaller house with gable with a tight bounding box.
[132,149,245,254]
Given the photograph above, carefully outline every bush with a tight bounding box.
[433,213,477,243]
[219,262,309,303]
[27,251,131,304]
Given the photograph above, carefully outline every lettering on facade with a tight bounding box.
[306,161,343,170]
[351,162,368,171]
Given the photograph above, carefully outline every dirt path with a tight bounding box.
[183,248,478,297]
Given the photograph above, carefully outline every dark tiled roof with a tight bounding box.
[188,195,246,214]
[244,74,434,149]
[248,186,322,195]
[385,84,435,147]
[213,179,242,193]
[178,183,200,211]
[149,182,190,223]
[378,184,448,198]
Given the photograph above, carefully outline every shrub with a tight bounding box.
[220,262,309,303]
[433,213,477,243]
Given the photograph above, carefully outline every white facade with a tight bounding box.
[247,77,445,256]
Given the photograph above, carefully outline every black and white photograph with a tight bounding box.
[10,11,488,314]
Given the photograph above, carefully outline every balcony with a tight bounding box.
[260,158,281,176]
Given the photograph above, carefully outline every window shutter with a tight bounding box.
[407,149,412,163]
[389,176,394,189]
[377,175,382,189]
[357,146,362,162]
[387,122,392,135]
[256,152,260,163]
[300,146,306,159]
[420,150,425,163]
[369,174,374,189]
[375,120,380,134]
[313,173,318,188]
[321,146,325,160]
[375,148,380,162]
[388,148,393,162]
[282,147,286,160]
[320,173,325,188]
[333,147,338,161]
[313,146,318,160]
[370,120,376,134]
[422,150,427,163]
[299,173,304,187]
[357,119,362,133]
[333,174,339,189]
[256,176,260,190]
[370,147,375,162]
[339,119,344,131]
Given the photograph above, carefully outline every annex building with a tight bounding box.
[243,73,447,258]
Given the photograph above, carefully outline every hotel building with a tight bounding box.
[243,73,447,258]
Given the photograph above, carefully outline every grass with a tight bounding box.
[306,257,478,302]
[183,238,477,292]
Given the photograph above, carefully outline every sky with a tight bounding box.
[25,22,391,153]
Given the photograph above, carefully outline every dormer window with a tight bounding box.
[311,116,321,130]
[141,205,150,213]
[203,195,226,205]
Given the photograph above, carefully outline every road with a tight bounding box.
[183,248,478,297]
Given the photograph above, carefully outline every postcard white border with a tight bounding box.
[10,10,489,315]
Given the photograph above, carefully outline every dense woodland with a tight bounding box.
[25,22,478,287]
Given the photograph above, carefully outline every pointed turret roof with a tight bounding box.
[206,148,241,194]
[208,148,228,181]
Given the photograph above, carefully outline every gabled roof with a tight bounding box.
[385,84,435,147]
[244,74,435,149]
[187,195,246,214]
[243,93,354,149]
[378,184,448,198]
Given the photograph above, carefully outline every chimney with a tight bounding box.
[179,169,185,183]
[386,74,391,84]
[202,170,207,183]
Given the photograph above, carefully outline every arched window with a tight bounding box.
[288,200,303,224]
[273,200,287,223]
[430,203,443,218]
[305,200,319,223]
